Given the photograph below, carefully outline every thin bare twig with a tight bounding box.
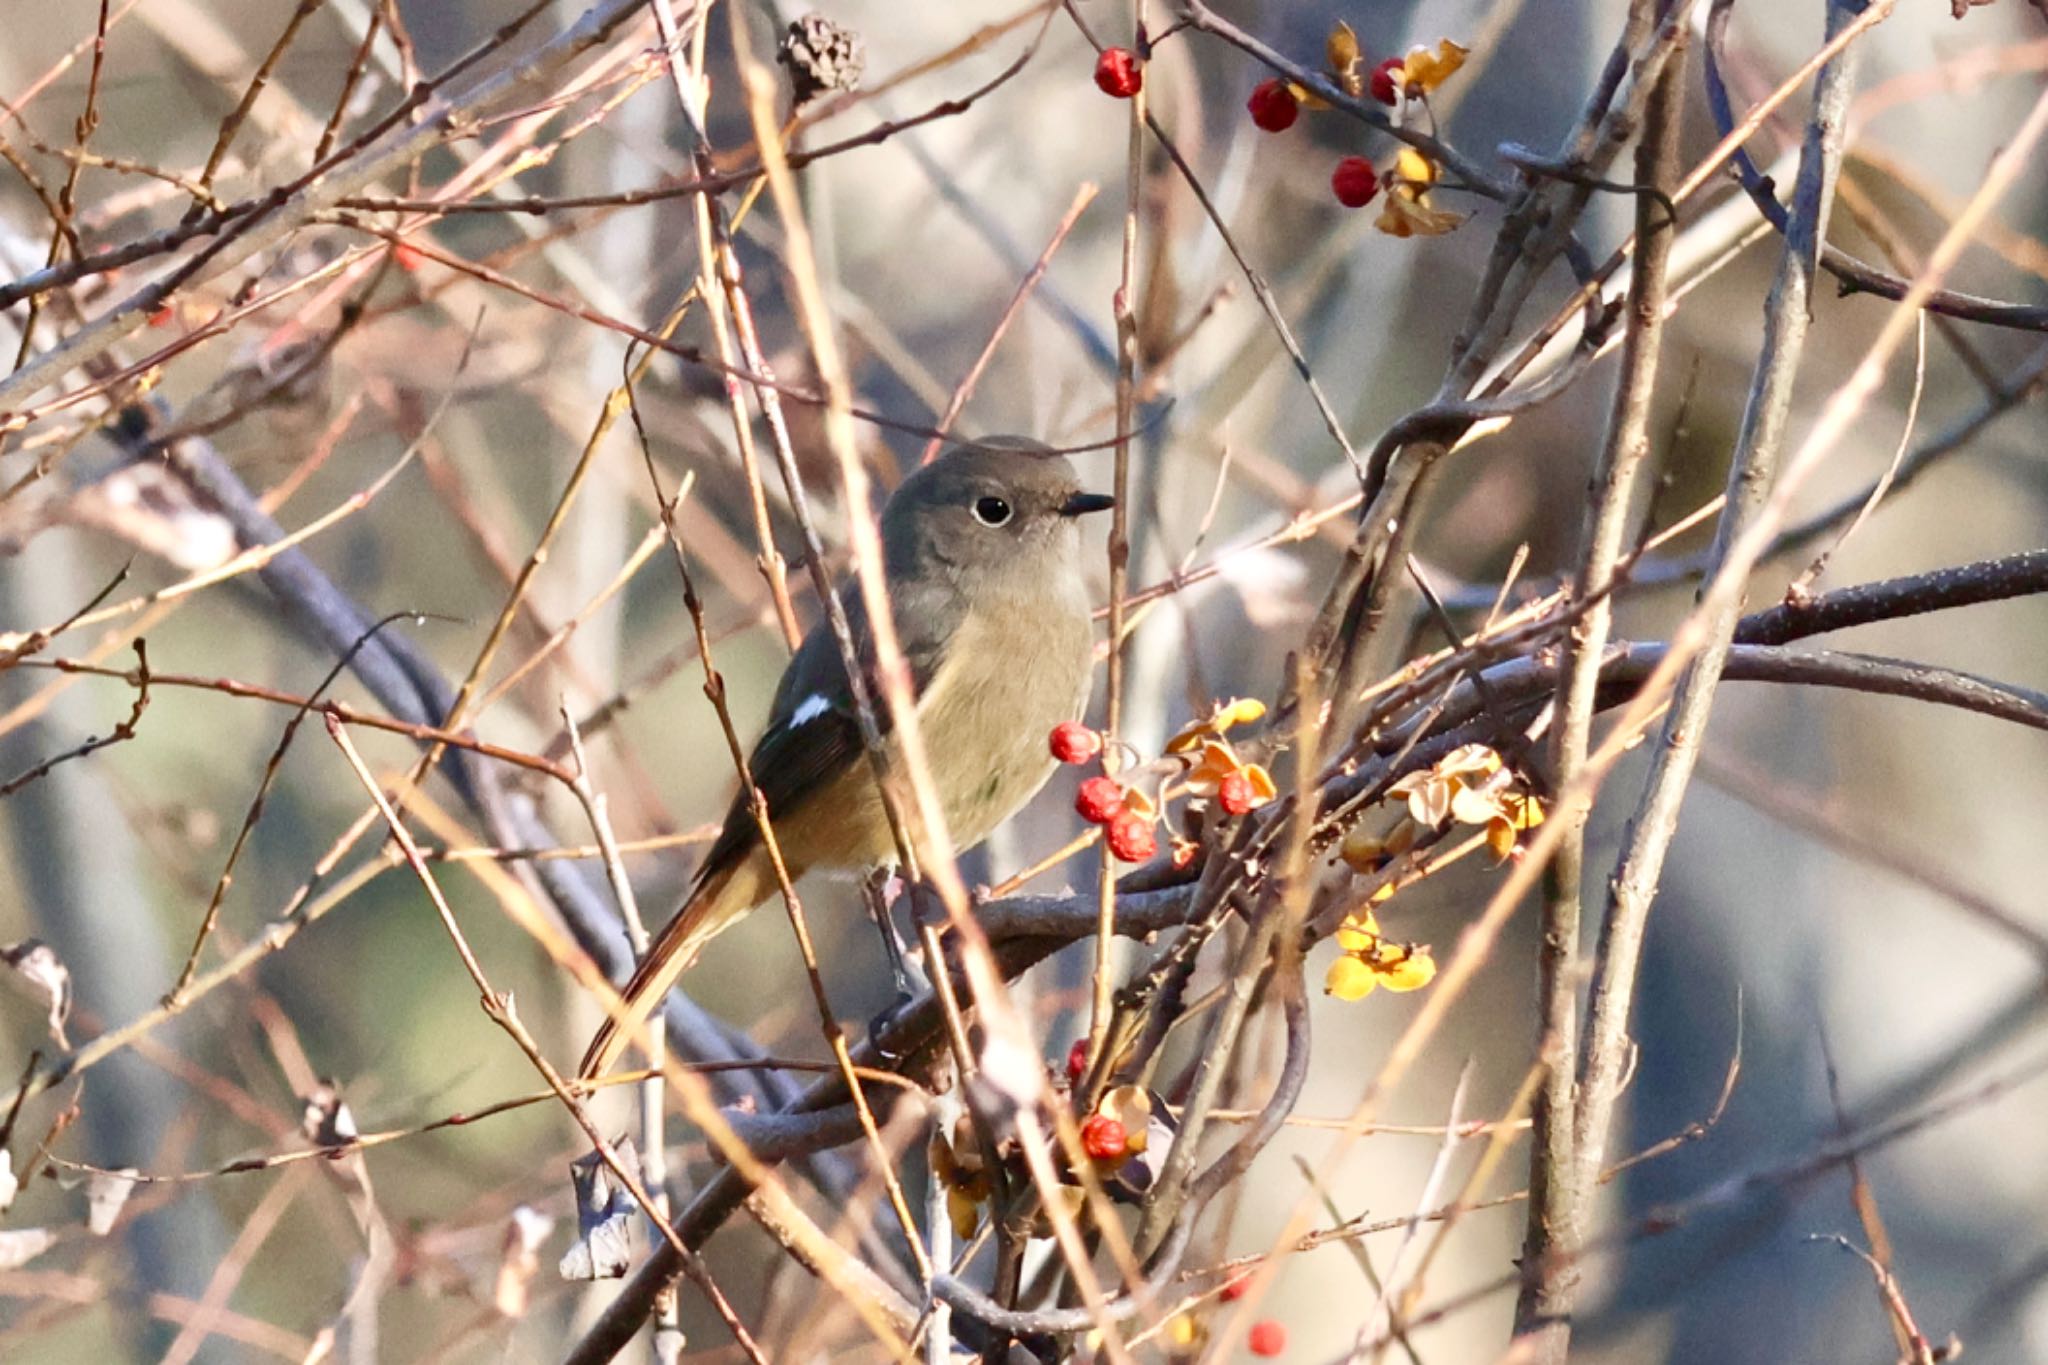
[1574,0,1869,1231]
[1516,28,1686,1355]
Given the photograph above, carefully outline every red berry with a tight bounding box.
[146,304,174,328]
[1246,79,1298,133]
[1369,56,1404,106]
[1049,720,1102,765]
[1217,771,1256,816]
[393,241,426,272]
[1248,1318,1288,1356]
[1219,1274,1249,1302]
[1094,47,1142,99]
[1080,1113,1127,1160]
[1105,809,1158,863]
[1075,776,1126,825]
[1331,157,1380,209]
[1065,1039,1089,1084]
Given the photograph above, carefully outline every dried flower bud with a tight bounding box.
[779,14,865,107]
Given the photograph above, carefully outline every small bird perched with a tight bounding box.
[580,438,1113,1079]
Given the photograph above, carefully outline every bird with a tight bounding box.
[579,437,1113,1079]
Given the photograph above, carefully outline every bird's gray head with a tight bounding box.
[881,437,1113,584]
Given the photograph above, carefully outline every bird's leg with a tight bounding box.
[860,870,927,1058]
[860,867,922,1004]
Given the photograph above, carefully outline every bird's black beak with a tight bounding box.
[1060,491,1116,517]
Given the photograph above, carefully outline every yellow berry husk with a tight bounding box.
[1325,954,1379,1000]
[1218,697,1267,729]
[1336,918,1376,952]
[1383,951,1438,992]
[947,1187,982,1240]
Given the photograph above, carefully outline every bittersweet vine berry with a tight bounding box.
[1094,47,1142,98]
[1049,720,1103,765]
[1075,776,1126,825]
[1249,1319,1289,1356]
[1332,156,1380,208]
[1368,56,1404,105]
[1105,809,1158,862]
[1247,79,1299,132]
[1080,1113,1127,1160]
[1218,770,1256,816]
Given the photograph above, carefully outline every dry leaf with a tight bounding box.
[1326,21,1362,77]
[0,1228,55,1270]
[560,1142,641,1281]
[1401,39,1470,94]
[87,1168,138,1236]
[2,940,72,1048]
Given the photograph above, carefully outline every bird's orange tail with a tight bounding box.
[578,857,763,1080]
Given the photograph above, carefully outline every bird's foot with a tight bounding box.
[867,988,921,1060]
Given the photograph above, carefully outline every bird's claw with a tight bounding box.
[867,990,919,1059]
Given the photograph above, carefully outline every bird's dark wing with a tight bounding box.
[692,583,951,882]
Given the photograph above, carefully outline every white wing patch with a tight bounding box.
[788,693,833,727]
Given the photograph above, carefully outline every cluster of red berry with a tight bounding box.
[1094,28,1468,235]
[1050,721,1159,862]
[1245,58,1406,211]
[1076,775,1157,863]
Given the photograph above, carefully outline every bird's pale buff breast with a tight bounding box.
[768,583,1093,872]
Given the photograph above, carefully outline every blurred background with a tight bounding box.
[1,0,2046,1360]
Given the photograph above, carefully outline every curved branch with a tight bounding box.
[1704,0,2048,332]
[1188,951,1310,1211]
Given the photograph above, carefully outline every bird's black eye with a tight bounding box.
[972,495,1013,527]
